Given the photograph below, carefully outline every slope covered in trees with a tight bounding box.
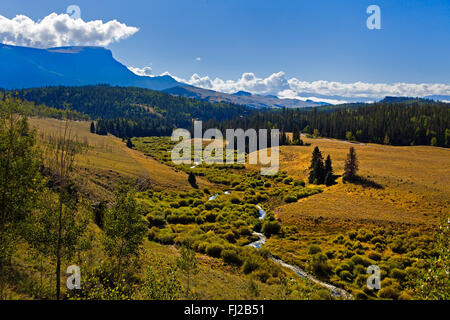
[9,85,251,138]
[206,101,449,147]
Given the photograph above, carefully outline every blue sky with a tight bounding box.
[1,0,449,101]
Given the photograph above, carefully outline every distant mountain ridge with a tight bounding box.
[163,85,324,109]
[380,96,450,104]
[0,43,179,90]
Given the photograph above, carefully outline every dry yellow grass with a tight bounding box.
[29,118,213,199]
[275,135,450,227]
[112,137,214,191]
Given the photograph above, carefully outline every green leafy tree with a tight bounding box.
[26,188,90,300]
[0,97,42,298]
[29,121,88,299]
[411,215,449,299]
[141,257,182,300]
[103,184,147,280]
[176,245,198,297]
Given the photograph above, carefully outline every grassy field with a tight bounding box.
[274,135,449,227]
[17,119,448,300]
[29,118,213,201]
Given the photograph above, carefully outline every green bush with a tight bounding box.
[370,236,385,244]
[390,268,407,282]
[221,249,242,266]
[156,231,176,245]
[253,270,271,283]
[339,270,354,282]
[230,197,241,204]
[262,221,281,236]
[367,251,382,261]
[238,226,252,236]
[284,195,297,203]
[195,216,205,224]
[225,231,236,243]
[325,250,335,259]
[204,212,217,222]
[354,274,369,287]
[293,180,305,187]
[146,214,166,228]
[378,286,400,300]
[333,235,345,244]
[196,241,209,253]
[242,258,260,274]
[351,255,373,267]
[390,240,407,254]
[308,244,322,255]
[206,243,224,258]
[311,253,331,278]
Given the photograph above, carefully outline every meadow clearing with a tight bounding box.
[20,118,448,300]
[274,135,449,227]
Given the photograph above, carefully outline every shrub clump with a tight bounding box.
[262,221,281,236]
[308,244,322,255]
[205,243,224,258]
[242,258,260,274]
[221,249,242,266]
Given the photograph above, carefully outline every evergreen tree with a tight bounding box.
[188,172,198,189]
[95,120,108,136]
[343,147,359,181]
[90,121,95,133]
[293,127,300,144]
[324,171,333,186]
[280,131,287,146]
[324,155,334,186]
[126,138,133,149]
[324,154,333,175]
[308,146,325,184]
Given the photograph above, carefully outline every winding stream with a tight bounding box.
[251,206,351,299]
[210,193,352,299]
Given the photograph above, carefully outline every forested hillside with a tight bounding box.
[205,101,450,147]
[7,85,251,137]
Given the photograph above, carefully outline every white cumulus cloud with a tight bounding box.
[0,13,139,48]
[162,71,450,103]
[128,66,153,77]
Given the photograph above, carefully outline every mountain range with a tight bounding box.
[0,43,325,109]
[163,85,325,109]
[1,43,448,108]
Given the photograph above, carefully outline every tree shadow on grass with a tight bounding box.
[343,175,384,189]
